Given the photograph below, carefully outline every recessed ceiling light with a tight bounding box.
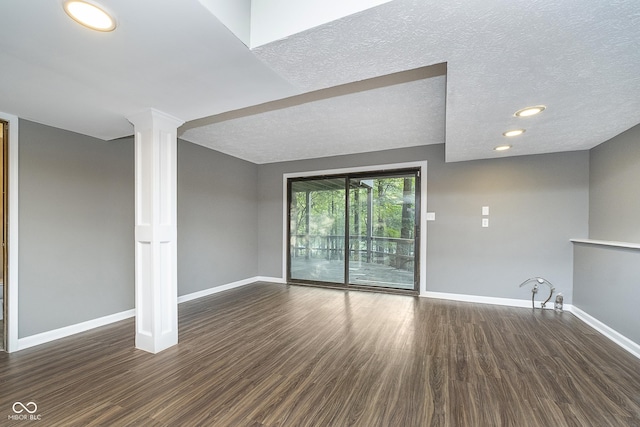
[63,0,116,32]
[503,129,525,137]
[515,105,546,117]
[494,145,511,152]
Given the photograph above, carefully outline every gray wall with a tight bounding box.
[589,124,640,242]
[177,140,258,295]
[22,117,636,343]
[18,123,260,338]
[573,123,640,346]
[19,120,134,337]
[257,145,589,302]
[573,243,640,343]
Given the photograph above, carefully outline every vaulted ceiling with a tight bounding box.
[1,0,639,163]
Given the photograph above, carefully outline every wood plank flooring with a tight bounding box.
[1,282,639,426]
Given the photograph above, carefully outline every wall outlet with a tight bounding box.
[482,218,489,227]
[426,212,436,221]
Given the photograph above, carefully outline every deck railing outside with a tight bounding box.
[291,234,414,271]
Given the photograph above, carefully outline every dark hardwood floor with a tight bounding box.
[1,282,639,426]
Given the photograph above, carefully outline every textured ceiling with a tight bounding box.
[1,0,639,163]
[180,65,446,163]
[251,0,640,162]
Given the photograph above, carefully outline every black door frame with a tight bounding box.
[286,167,421,294]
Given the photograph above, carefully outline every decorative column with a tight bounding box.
[128,109,184,354]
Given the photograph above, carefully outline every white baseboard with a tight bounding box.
[22,282,637,361]
[17,276,270,352]
[568,305,640,360]
[177,277,259,303]
[422,291,558,310]
[422,291,640,360]
[18,309,136,351]
[254,276,286,284]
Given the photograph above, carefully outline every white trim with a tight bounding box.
[17,309,136,351]
[1,112,19,352]
[570,238,640,250]
[423,290,640,360]
[282,175,288,282]
[255,276,287,284]
[15,278,266,351]
[418,164,427,296]
[129,109,184,354]
[283,161,429,179]
[14,279,640,361]
[422,291,559,309]
[568,305,640,360]
[177,277,259,303]
[177,276,286,304]
[281,161,428,294]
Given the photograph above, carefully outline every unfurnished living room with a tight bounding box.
[1,1,639,426]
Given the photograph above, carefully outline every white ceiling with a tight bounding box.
[1,0,639,163]
[0,0,299,140]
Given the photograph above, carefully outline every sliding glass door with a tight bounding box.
[288,169,419,292]
[348,174,416,290]
[289,178,346,284]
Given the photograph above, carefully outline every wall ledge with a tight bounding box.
[571,238,640,250]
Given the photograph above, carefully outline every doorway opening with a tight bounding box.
[0,120,7,350]
[287,168,420,293]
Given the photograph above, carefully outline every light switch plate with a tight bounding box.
[482,206,489,216]
[426,212,436,221]
[482,218,489,227]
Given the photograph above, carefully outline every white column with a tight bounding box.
[128,109,184,354]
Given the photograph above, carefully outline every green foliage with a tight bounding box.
[291,176,415,239]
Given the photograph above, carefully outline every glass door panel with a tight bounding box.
[289,178,346,284]
[348,174,416,290]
